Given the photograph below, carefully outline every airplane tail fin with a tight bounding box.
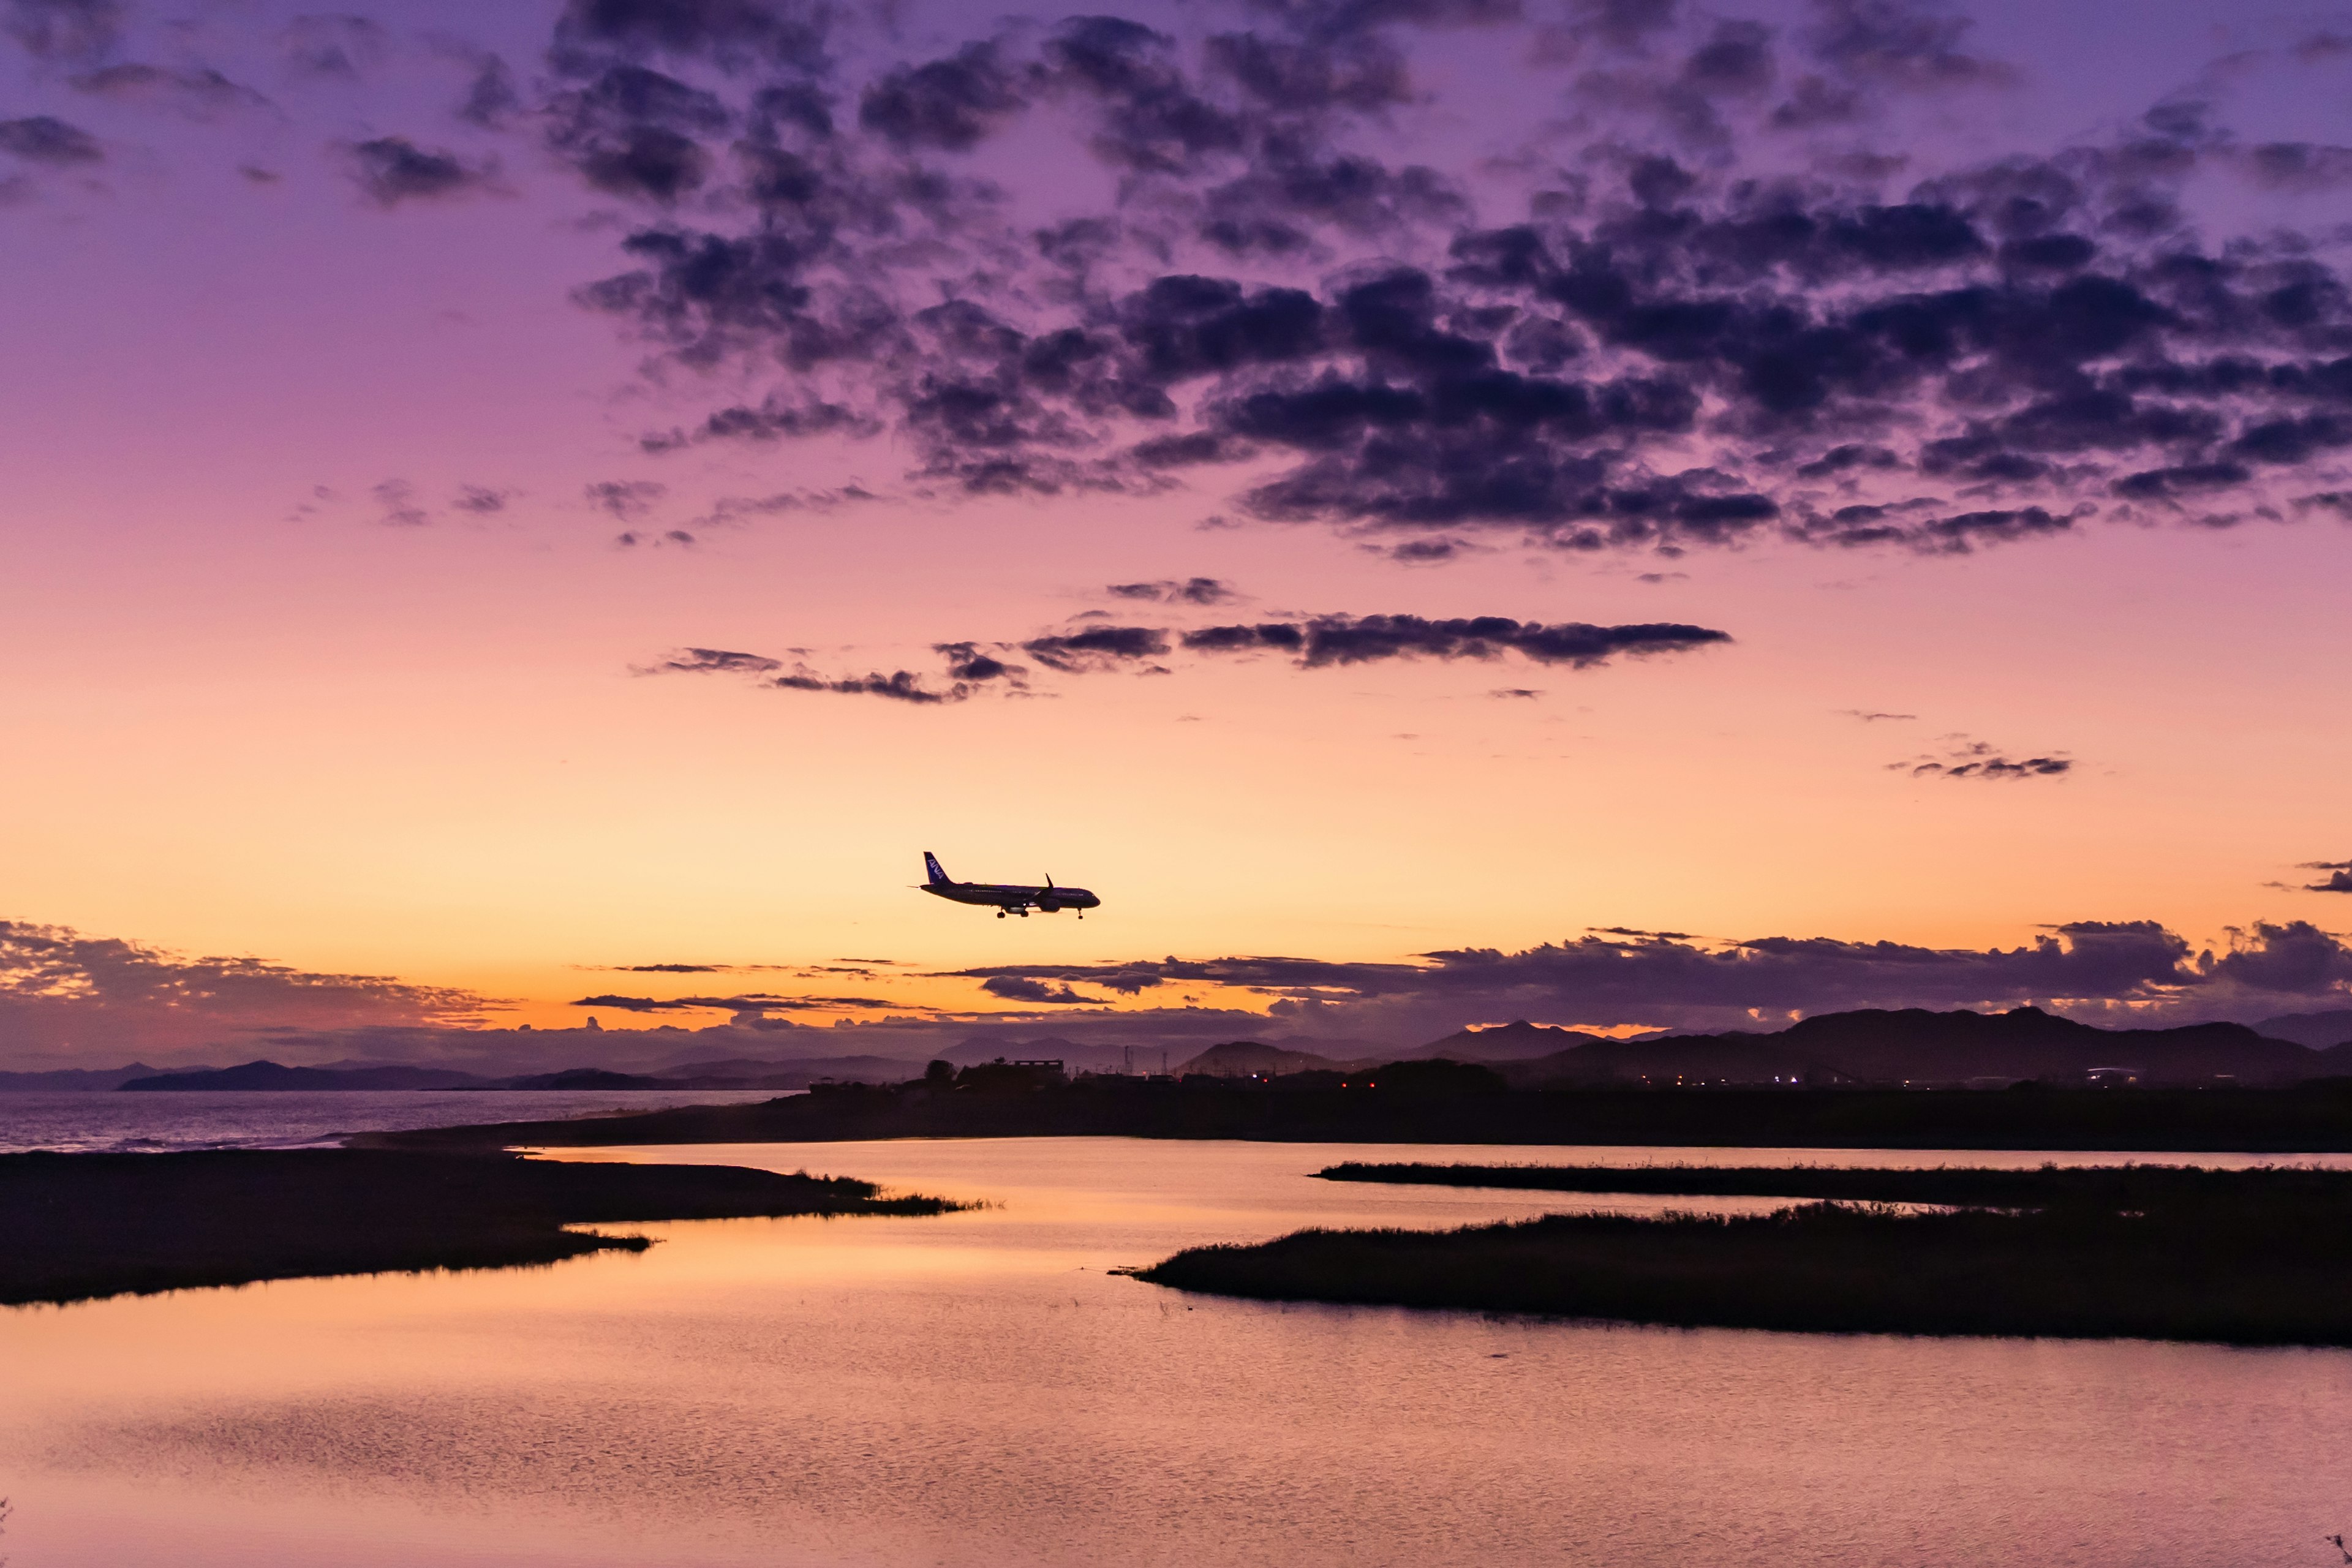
[923,851,951,886]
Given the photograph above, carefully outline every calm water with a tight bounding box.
[0,1089,785,1153]
[7,1136,2352,1567]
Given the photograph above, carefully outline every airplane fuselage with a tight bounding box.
[918,852,1099,917]
[922,880,1100,914]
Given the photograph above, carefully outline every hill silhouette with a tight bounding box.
[1409,1020,1611,1061]
[1173,1041,1352,1076]
[2254,1009,2352,1049]
[1496,1006,2315,1087]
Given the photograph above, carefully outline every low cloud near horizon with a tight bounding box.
[10,912,2352,1072]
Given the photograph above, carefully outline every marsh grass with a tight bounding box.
[1142,1166,2352,1344]
[0,1149,963,1307]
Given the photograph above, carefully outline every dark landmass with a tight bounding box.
[1316,1160,2331,1206]
[1411,1020,1615,1062]
[122,1061,493,1091]
[1492,1007,2329,1088]
[0,1063,183,1091]
[111,1055,922,1093]
[1133,1166,2352,1344]
[374,1057,2352,1153]
[0,1149,959,1307]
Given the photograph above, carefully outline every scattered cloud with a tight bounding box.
[5,0,122,61]
[451,484,511,514]
[0,115,102,165]
[586,479,666,519]
[635,647,785,676]
[646,609,1728,706]
[1894,737,2071,779]
[345,136,500,206]
[70,63,269,115]
[980,975,1093,1004]
[2300,860,2352,894]
[498,0,2352,564]
[371,478,428,527]
[942,918,2352,1037]
[282,13,388,80]
[1107,577,1237,605]
[1841,708,1917,722]
[570,991,898,1012]
[1,917,499,1065]
[1182,614,1730,668]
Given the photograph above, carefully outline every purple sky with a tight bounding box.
[4,0,2352,1069]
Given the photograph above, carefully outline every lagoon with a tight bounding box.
[6,1137,2352,1566]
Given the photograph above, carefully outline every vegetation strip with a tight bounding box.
[0,1149,961,1308]
[1314,1160,2349,1207]
[1136,1165,2352,1344]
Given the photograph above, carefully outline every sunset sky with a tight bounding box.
[5,0,2351,1068]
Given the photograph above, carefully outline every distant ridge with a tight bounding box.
[1409,1020,1610,1062]
[0,1063,183,1091]
[2254,1010,2352,1050]
[1494,1007,2321,1088]
[1174,1041,1354,1076]
[121,1061,492,1092]
[113,1056,936,1093]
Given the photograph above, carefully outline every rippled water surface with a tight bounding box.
[7,1136,2352,1567]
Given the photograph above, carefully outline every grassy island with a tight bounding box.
[0,1149,960,1308]
[1135,1164,2352,1344]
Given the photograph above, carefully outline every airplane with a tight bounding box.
[918,851,1101,919]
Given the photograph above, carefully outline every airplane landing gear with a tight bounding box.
[996,910,1006,919]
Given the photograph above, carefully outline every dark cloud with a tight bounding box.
[2300,861,2352,895]
[934,642,1023,682]
[551,0,830,73]
[451,484,511,514]
[858,40,1025,151]
[524,0,2352,565]
[773,668,970,703]
[454,51,522,128]
[981,975,1093,1004]
[637,647,785,676]
[1896,737,2071,780]
[1803,0,2006,89]
[70,63,269,114]
[346,137,499,206]
[1489,687,1542,698]
[586,478,666,518]
[547,64,730,202]
[1018,625,1172,672]
[371,478,427,527]
[571,991,898,1011]
[1182,614,1730,668]
[282,13,388,78]
[1,918,498,1065]
[4,0,119,60]
[1839,708,1915,722]
[0,115,101,165]
[944,918,2352,1036]
[647,605,1726,709]
[1107,577,1237,605]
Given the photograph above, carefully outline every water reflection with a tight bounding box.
[6,1138,2352,1567]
